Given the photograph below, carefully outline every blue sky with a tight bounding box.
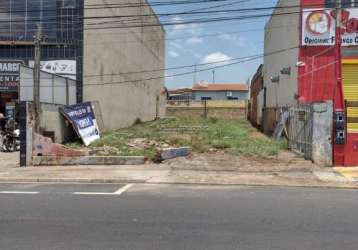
[150,0,277,89]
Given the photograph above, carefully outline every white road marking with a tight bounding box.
[74,184,134,196]
[114,184,134,195]
[73,192,118,196]
[0,191,39,194]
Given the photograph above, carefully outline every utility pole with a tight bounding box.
[212,70,216,84]
[33,24,42,133]
[334,0,343,109]
[333,0,346,165]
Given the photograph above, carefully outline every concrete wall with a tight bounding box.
[311,102,333,167]
[193,91,248,101]
[40,103,75,144]
[83,0,165,131]
[167,100,247,108]
[263,0,300,108]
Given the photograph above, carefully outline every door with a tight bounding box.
[342,60,358,133]
[342,60,358,165]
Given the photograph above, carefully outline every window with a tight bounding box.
[325,0,356,8]
[0,0,78,41]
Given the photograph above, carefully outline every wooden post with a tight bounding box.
[204,99,208,119]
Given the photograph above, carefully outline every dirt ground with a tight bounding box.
[161,150,322,172]
[0,152,19,169]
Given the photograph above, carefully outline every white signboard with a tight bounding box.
[29,60,76,80]
[302,9,335,46]
[302,8,358,46]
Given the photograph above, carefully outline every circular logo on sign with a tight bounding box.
[306,11,331,35]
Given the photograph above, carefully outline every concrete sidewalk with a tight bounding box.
[0,151,355,188]
[0,164,355,188]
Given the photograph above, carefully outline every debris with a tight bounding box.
[33,133,87,158]
[209,148,219,153]
[273,109,289,140]
[127,138,160,149]
[89,145,120,156]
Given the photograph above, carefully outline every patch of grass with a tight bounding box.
[66,117,288,160]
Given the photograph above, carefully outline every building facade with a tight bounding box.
[192,83,249,101]
[0,0,165,131]
[264,0,358,166]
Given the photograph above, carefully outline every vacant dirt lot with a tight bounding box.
[162,150,321,172]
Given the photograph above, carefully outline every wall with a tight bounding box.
[250,65,263,126]
[263,0,300,108]
[83,0,166,131]
[166,100,247,119]
[311,102,333,166]
[167,100,247,108]
[39,103,75,144]
[166,107,247,120]
[193,91,248,101]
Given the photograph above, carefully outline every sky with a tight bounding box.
[150,0,278,89]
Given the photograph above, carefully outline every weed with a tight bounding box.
[66,117,288,160]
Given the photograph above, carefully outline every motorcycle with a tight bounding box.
[0,116,20,152]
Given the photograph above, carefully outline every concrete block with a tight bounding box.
[160,147,191,161]
[32,156,145,166]
[312,101,333,167]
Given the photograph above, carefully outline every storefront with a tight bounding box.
[300,1,358,166]
[0,61,22,118]
[0,0,83,106]
[263,0,358,166]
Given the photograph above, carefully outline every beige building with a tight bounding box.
[0,0,165,132]
[83,0,166,131]
[262,0,300,133]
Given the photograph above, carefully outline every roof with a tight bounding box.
[192,83,249,92]
[168,88,193,94]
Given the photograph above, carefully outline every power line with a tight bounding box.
[19,46,299,87]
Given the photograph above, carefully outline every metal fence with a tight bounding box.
[287,105,314,160]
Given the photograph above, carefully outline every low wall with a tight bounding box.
[167,100,247,108]
[166,107,247,120]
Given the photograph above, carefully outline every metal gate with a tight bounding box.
[287,105,314,160]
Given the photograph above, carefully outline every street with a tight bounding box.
[0,183,358,250]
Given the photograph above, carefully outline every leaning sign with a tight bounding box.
[302,8,358,46]
[61,102,100,146]
[0,61,22,92]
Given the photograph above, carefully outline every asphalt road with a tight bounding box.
[1,183,358,250]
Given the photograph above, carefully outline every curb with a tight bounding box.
[0,176,356,189]
[32,156,145,166]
